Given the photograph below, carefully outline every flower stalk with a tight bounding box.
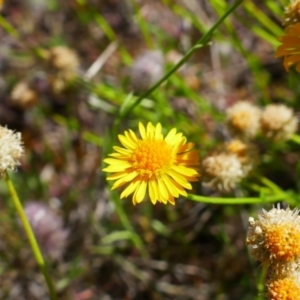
[5,172,57,300]
[117,0,244,120]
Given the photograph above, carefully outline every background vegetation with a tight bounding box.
[0,0,297,299]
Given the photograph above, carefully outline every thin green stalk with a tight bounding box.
[244,1,282,36]
[255,266,267,300]
[0,15,19,38]
[118,0,244,119]
[111,190,148,258]
[5,172,57,300]
[187,193,286,204]
[132,0,154,49]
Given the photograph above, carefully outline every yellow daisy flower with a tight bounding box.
[103,122,200,205]
[275,22,300,72]
[267,276,300,300]
[247,206,300,275]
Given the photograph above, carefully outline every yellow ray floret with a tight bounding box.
[103,122,200,205]
[275,22,300,73]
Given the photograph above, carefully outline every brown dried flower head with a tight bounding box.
[260,104,298,141]
[283,0,300,28]
[0,126,23,178]
[201,139,257,193]
[201,152,244,192]
[49,70,77,94]
[11,82,38,109]
[226,101,261,138]
[48,46,79,71]
[225,139,257,175]
[247,206,300,275]
[46,46,79,94]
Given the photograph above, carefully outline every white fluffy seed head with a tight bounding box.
[246,205,300,275]
[260,104,298,141]
[0,126,24,177]
[201,152,245,192]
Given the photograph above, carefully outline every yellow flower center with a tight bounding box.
[226,140,247,157]
[265,224,300,261]
[131,139,174,179]
[268,277,300,300]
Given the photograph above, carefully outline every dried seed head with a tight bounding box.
[225,139,257,175]
[25,202,69,260]
[201,152,244,192]
[283,0,300,28]
[131,50,164,93]
[11,82,38,109]
[0,126,23,178]
[48,46,79,71]
[260,104,298,141]
[226,101,261,139]
[49,70,77,94]
[247,206,300,275]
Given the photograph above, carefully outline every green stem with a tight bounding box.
[119,0,244,119]
[5,172,57,300]
[111,190,148,258]
[256,266,267,300]
[0,15,19,38]
[187,193,285,204]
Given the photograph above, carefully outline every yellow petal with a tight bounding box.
[139,122,146,139]
[154,123,162,139]
[113,146,132,155]
[120,180,140,198]
[128,129,138,142]
[168,178,188,197]
[103,165,129,172]
[118,134,136,150]
[111,171,139,189]
[177,142,195,153]
[149,180,158,204]
[172,134,185,148]
[125,130,139,147]
[146,122,155,138]
[107,171,128,180]
[157,178,169,201]
[285,54,300,65]
[109,153,130,160]
[161,175,179,198]
[176,152,200,165]
[168,195,175,205]
[172,165,198,177]
[104,158,131,166]
[132,180,147,204]
[164,128,177,143]
[168,169,192,190]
